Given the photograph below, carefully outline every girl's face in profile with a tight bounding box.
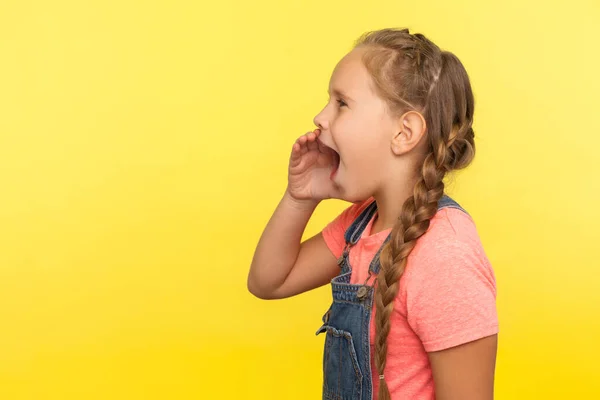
[313,46,399,201]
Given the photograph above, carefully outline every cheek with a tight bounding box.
[329,116,348,137]
[331,114,390,159]
[345,140,390,182]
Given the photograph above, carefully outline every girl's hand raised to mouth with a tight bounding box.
[286,129,342,204]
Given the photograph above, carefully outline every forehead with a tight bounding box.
[329,48,375,97]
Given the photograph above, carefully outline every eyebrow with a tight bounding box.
[329,88,354,103]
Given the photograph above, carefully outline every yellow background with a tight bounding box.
[1,0,598,399]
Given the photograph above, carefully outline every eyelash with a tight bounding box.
[336,99,347,108]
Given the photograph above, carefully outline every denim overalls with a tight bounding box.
[316,195,468,400]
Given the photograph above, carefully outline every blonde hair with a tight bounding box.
[355,28,476,399]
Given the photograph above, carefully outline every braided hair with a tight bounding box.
[355,28,476,400]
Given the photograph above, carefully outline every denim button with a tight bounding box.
[357,286,368,299]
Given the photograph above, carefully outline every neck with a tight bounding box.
[371,176,419,235]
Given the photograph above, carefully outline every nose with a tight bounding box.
[313,107,328,131]
[313,109,335,149]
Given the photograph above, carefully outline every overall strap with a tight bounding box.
[342,194,468,249]
[368,194,469,275]
[437,194,469,215]
[343,200,378,245]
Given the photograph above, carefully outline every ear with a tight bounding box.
[391,111,427,156]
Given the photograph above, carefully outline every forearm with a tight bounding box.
[247,190,319,297]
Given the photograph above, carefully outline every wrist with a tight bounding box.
[283,190,320,211]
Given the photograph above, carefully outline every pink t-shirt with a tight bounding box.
[322,197,498,400]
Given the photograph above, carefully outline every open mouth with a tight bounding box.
[330,150,340,179]
[318,140,341,180]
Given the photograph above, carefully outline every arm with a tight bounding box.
[247,191,339,299]
[428,334,498,400]
[405,215,499,398]
[248,129,344,299]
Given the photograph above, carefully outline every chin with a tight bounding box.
[337,184,372,204]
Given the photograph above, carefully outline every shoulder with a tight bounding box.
[410,207,490,265]
[403,207,496,297]
[400,208,499,351]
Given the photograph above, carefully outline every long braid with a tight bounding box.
[374,146,448,399]
[356,29,476,399]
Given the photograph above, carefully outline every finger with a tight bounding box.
[293,135,308,154]
[300,144,310,156]
[294,131,315,157]
[290,144,302,165]
[316,138,327,153]
[292,137,308,157]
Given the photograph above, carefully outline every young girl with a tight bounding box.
[248,28,498,400]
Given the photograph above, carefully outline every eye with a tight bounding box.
[336,99,348,108]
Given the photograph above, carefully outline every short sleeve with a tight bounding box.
[405,233,498,352]
[321,198,373,259]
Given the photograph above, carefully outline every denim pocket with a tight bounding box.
[317,325,363,400]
